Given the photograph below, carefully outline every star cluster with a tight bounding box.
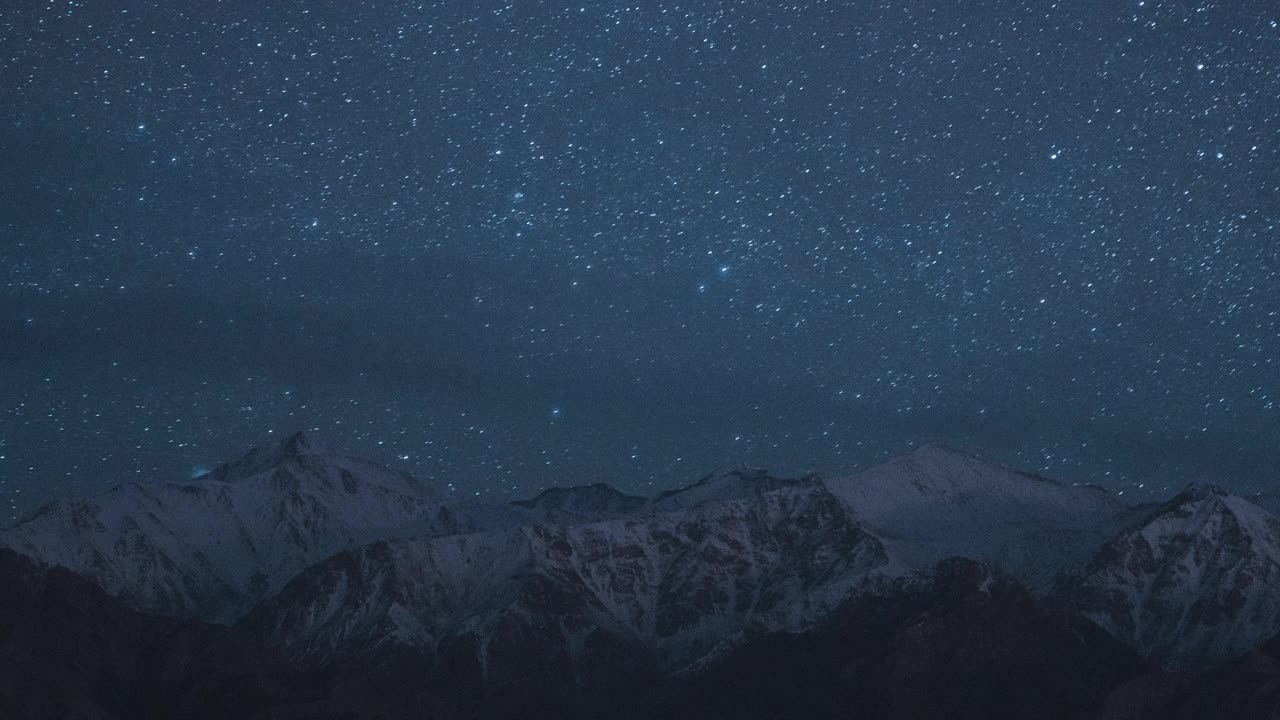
[2,0,1277,521]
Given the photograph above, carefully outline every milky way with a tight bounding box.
[2,1,1278,521]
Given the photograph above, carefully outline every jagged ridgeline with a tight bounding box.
[1,434,1278,719]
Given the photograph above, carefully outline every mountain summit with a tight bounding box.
[248,474,887,674]
[0,434,458,620]
[1071,482,1280,668]
[200,430,321,483]
[3,433,1280,718]
[823,444,1127,589]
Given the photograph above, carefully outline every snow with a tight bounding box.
[5,434,1276,671]
[1075,486,1280,668]
[823,445,1130,589]
[253,480,888,673]
[0,432,456,622]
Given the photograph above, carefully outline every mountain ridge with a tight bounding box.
[0,433,459,621]
[3,432,1278,692]
[245,478,889,675]
[1069,481,1280,668]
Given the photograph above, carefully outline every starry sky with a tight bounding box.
[2,0,1278,522]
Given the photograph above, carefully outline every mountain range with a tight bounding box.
[1,432,1277,719]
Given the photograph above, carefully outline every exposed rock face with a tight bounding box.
[0,548,1152,720]
[247,478,887,674]
[5,434,1280,719]
[0,432,458,621]
[7,435,1280,712]
[1069,483,1280,668]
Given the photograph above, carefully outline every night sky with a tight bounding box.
[3,0,1278,523]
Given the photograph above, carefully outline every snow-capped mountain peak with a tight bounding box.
[0,433,457,622]
[1170,481,1232,504]
[1070,484,1280,668]
[200,430,320,483]
[190,431,430,500]
[6,432,1278,676]
[248,477,888,675]
[821,444,1129,589]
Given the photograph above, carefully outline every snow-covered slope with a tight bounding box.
[823,445,1129,589]
[248,478,887,674]
[1070,483,1280,668]
[0,432,460,621]
[9,430,1276,674]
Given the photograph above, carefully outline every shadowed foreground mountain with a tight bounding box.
[1,433,1278,719]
